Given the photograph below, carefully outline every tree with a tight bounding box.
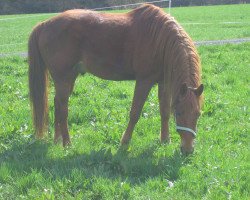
[0,0,246,15]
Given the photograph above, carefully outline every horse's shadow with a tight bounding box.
[0,137,189,185]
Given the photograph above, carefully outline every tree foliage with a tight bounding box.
[0,0,247,14]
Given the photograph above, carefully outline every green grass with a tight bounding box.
[0,4,250,54]
[173,4,250,42]
[0,39,249,199]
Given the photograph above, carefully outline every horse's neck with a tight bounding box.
[171,62,191,103]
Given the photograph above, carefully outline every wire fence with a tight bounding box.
[92,0,171,13]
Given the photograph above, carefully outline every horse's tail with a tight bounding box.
[28,23,49,138]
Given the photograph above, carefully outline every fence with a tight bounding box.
[92,0,172,13]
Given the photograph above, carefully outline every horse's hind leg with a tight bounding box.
[158,82,170,143]
[120,79,154,145]
[54,72,78,146]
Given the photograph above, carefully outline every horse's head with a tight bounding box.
[174,83,204,155]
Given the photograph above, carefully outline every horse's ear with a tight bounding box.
[194,84,204,96]
[180,83,188,97]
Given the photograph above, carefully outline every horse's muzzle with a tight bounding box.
[180,146,194,155]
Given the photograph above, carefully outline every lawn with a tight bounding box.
[0,3,250,200]
[0,44,249,199]
[0,4,250,54]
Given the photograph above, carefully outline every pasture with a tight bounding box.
[0,4,250,54]
[0,4,249,199]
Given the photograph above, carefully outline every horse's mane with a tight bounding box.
[129,4,202,106]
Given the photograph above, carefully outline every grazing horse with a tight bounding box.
[28,4,203,154]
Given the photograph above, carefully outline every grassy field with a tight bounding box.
[0,43,249,199]
[0,3,250,200]
[0,4,250,54]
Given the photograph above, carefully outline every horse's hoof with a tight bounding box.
[120,133,131,146]
[119,143,129,152]
[54,136,62,144]
[63,139,71,147]
[160,136,171,144]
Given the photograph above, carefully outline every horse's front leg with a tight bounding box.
[158,82,171,143]
[120,79,154,145]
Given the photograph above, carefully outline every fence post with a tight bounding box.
[169,0,172,14]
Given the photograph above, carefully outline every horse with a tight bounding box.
[28,4,203,155]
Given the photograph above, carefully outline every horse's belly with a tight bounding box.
[87,65,134,80]
[76,60,135,81]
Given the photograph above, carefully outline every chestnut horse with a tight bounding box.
[28,4,203,154]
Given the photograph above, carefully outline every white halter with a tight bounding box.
[176,126,196,137]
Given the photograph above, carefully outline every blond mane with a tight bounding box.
[129,4,202,106]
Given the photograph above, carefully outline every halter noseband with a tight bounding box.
[175,113,197,137]
[176,126,196,137]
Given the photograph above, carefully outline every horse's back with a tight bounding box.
[35,9,135,80]
[38,9,131,46]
